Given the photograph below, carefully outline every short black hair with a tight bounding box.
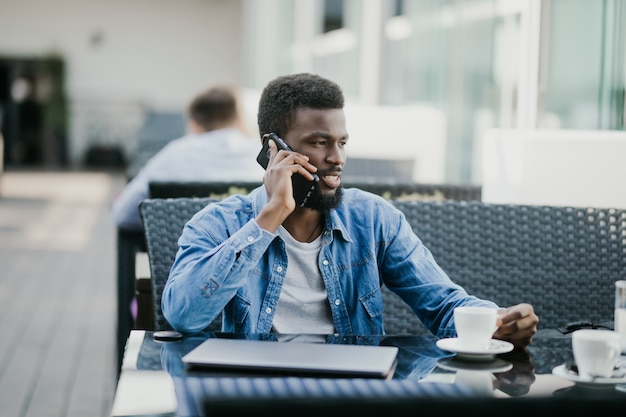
[188,85,239,131]
[257,73,344,138]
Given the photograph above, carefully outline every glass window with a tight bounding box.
[243,0,626,184]
[393,0,405,17]
[537,0,626,130]
[323,0,345,33]
[312,0,361,97]
[380,0,517,183]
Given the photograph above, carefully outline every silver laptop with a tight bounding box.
[182,337,399,379]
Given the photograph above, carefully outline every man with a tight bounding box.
[112,85,264,230]
[163,73,538,347]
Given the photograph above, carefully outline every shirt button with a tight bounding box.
[322,260,329,266]
[247,236,254,242]
[265,307,272,314]
[277,266,283,272]
[334,299,341,306]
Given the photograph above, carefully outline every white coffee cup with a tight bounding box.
[454,306,498,350]
[572,329,621,379]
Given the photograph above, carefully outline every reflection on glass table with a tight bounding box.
[112,329,626,417]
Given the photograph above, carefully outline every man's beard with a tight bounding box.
[302,185,343,212]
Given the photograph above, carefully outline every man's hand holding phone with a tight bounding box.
[260,139,300,213]
[256,133,319,208]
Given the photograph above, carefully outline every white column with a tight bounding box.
[516,0,542,128]
[358,0,383,104]
[292,0,318,73]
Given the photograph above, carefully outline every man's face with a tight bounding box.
[283,107,348,211]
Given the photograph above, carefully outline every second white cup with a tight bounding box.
[572,329,621,379]
[454,306,498,350]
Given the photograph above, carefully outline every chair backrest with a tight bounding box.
[149,181,262,199]
[149,180,481,202]
[348,182,481,201]
[389,200,626,331]
[139,197,220,331]
[382,287,430,335]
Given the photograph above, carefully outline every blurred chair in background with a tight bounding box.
[125,111,186,180]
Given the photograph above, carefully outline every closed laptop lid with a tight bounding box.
[181,337,399,379]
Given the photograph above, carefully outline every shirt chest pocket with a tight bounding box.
[359,287,384,318]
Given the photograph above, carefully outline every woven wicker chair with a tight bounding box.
[385,200,626,333]
[140,197,624,337]
[139,197,220,331]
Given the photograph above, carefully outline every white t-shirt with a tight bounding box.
[271,226,334,334]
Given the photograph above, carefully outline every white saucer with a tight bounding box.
[552,364,626,388]
[435,338,514,361]
[438,357,513,373]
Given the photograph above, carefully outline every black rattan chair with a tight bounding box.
[385,200,626,332]
[138,198,626,336]
[139,197,220,331]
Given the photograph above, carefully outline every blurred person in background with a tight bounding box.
[112,85,264,230]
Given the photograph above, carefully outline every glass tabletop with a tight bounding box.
[114,329,626,417]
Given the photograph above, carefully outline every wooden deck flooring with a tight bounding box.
[0,170,126,417]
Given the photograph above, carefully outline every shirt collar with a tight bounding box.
[250,185,353,243]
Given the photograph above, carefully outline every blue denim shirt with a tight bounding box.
[163,187,497,335]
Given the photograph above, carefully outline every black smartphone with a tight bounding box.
[256,133,319,207]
